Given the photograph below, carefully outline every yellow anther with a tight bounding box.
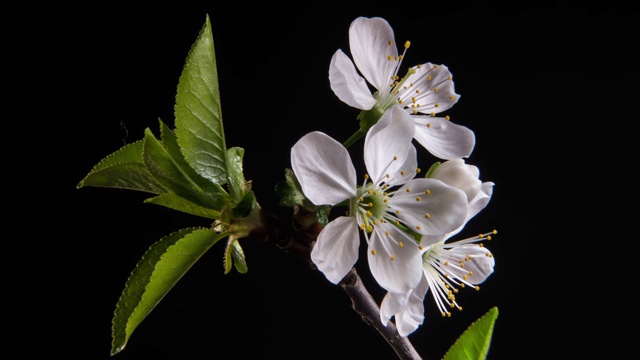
[368,202,373,207]
[425,189,431,195]
[441,312,446,317]
[387,55,392,61]
[460,283,465,288]
[434,88,438,92]
[398,99,403,104]
[493,229,498,234]
[427,75,432,80]
[366,211,372,217]
[410,82,414,87]
[405,188,411,192]
[404,40,411,48]
[431,112,435,117]
[453,289,459,294]
[386,173,390,178]
[449,95,454,100]
[434,65,439,68]
[358,197,364,202]
[446,312,451,317]
[424,213,431,219]
[399,242,404,248]
[426,123,431,128]
[390,255,396,261]
[373,220,378,225]
[469,271,473,276]
[395,220,400,225]
[487,236,492,240]
[479,243,484,247]
[447,75,452,80]
[416,225,422,230]
[367,190,373,195]
[385,231,390,236]
[479,233,484,238]
[445,115,450,121]
[388,40,393,46]
[417,104,421,108]
[416,89,420,94]
[394,56,399,61]
[416,168,421,173]
[444,261,449,266]
[360,224,366,230]
[416,197,422,201]
[475,286,480,291]
[413,110,418,114]
[364,174,369,179]
[458,306,463,311]
[393,155,398,161]
[371,249,377,255]
[399,55,404,60]
[396,210,401,214]
[463,275,468,280]
[401,170,406,176]
[417,64,422,69]
[435,103,440,107]
[383,199,388,203]
[419,245,424,250]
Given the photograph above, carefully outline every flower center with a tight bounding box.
[352,182,388,233]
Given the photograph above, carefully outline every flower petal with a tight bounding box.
[431,159,482,201]
[349,17,398,92]
[391,178,468,235]
[412,116,476,159]
[380,291,409,326]
[380,276,428,337]
[401,63,460,114]
[311,216,360,284]
[329,50,377,110]
[291,131,357,205]
[364,106,416,184]
[367,222,422,293]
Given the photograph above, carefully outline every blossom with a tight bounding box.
[380,159,495,336]
[329,16,475,159]
[290,106,468,294]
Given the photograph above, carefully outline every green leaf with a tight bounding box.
[226,147,247,203]
[442,307,499,360]
[223,237,248,274]
[275,168,308,208]
[111,227,227,355]
[232,190,256,220]
[424,161,441,178]
[144,193,220,219]
[174,14,227,185]
[77,140,166,194]
[142,128,231,211]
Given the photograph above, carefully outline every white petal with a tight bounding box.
[447,245,495,284]
[311,217,360,284]
[401,63,460,114]
[367,222,422,293]
[364,106,416,184]
[329,50,377,110]
[395,277,428,336]
[380,291,410,326]
[391,178,468,235]
[412,116,476,159]
[291,132,357,206]
[431,159,482,201]
[466,181,494,222]
[349,17,398,92]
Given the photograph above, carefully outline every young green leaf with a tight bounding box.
[174,14,228,185]
[442,306,499,360]
[144,193,221,219]
[111,227,227,355]
[226,147,247,203]
[142,128,231,211]
[77,140,166,194]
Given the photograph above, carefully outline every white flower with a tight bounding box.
[380,159,495,336]
[291,106,468,294]
[329,16,475,160]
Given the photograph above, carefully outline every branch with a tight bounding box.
[248,207,422,360]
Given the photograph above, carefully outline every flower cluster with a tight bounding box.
[290,16,496,337]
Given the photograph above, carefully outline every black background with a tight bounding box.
[9,1,636,359]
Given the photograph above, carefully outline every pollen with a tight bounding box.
[401,170,406,176]
[384,199,388,203]
[360,224,366,230]
[435,103,440,108]
[388,40,393,46]
[386,231,390,236]
[398,99,403,104]
[424,213,430,218]
[445,115,450,121]
[416,197,422,201]
[416,89,420,94]
[390,255,396,261]
[463,275,468,280]
[434,88,438,92]
[427,75,432,81]
[396,210,401,214]
[425,189,431,195]
[395,220,400,225]
[413,110,418,114]
[426,123,431,128]
[358,197,364,202]
[386,173,390,178]
[416,168,421,173]
[404,40,411,48]
[419,245,424,250]
[393,155,398,161]
[493,229,498,234]
[487,236,492,240]
[368,202,373,207]
[364,174,369,180]
[405,188,411,192]
[475,286,480,291]
[387,55,392,61]
[449,95,454,100]
[431,112,435,117]
[416,225,422,230]
[371,249,377,255]
[373,219,378,225]
[398,55,404,60]
[444,261,449,266]
[366,211,373,217]
[399,242,404,248]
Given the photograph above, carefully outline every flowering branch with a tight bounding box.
[247,206,422,359]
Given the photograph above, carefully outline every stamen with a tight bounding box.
[371,249,377,255]
[425,189,431,195]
